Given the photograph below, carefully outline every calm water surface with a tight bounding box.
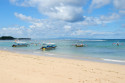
[0,39,125,65]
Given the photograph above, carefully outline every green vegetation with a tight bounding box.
[0,36,31,40]
[0,36,15,40]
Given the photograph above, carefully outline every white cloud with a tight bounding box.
[71,30,90,36]
[7,0,125,39]
[0,26,27,37]
[29,23,43,28]
[119,10,125,15]
[82,16,103,26]
[9,11,125,39]
[89,0,125,13]
[14,12,40,23]
[79,16,111,26]
[15,12,43,29]
[113,0,125,9]
[64,25,71,31]
[100,13,120,21]
[89,0,111,12]
[71,29,116,38]
[1,21,124,39]
[10,0,87,22]
[75,13,120,27]
[10,0,29,6]
[44,6,84,22]
[10,0,87,7]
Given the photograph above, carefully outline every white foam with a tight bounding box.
[80,40,106,42]
[103,59,125,63]
[4,48,7,49]
[33,52,41,53]
[45,53,55,56]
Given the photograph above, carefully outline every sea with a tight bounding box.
[0,39,125,65]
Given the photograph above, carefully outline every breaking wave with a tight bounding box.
[103,59,125,63]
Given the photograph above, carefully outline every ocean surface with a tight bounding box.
[0,39,125,65]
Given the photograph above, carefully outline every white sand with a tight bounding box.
[0,50,125,83]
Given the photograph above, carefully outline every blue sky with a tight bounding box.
[0,0,125,39]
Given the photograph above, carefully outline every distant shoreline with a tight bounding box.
[0,36,31,40]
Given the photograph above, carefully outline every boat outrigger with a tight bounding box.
[41,43,57,50]
[12,41,29,47]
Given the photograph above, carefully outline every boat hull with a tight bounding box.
[75,45,84,47]
[12,44,29,47]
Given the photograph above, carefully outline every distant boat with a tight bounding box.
[112,42,124,46]
[75,44,84,47]
[12,41,29,47]
[41,43,57,50]
[73,43,87,47]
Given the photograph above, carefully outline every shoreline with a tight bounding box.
[0,39,125,65]
[1,48,125,65]
[0,50,125,83]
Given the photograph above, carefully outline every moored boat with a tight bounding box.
[12,41,29,47]
[41,43,57,50]
[75,44,84,47]
[73,43,87,47]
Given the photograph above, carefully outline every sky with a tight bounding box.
[0,0,125,39]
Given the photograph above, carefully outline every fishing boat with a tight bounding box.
[12,41,29,47]
[73,43,87,47]
[112,42,124,46]
[75,44,84,47]
[41,43,57,50]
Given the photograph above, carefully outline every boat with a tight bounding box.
[41,43,57,50]
[112,42,124,46]
[75,44,84,47]
[12,41,29,47]
[74,44,87,47]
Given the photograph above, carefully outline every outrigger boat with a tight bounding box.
[112,42,124,46]
[75,44,84,47]
[41,43,57,50]
[12,41,29,47]
[73,43,87,47]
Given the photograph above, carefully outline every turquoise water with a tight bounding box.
[0,39,125,64]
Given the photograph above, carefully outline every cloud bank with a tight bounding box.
[10,0,87,22]
[4,0,125,38]
[89,0,125,12]
[1,12,124,39]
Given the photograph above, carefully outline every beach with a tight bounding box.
[0,50,125,83]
